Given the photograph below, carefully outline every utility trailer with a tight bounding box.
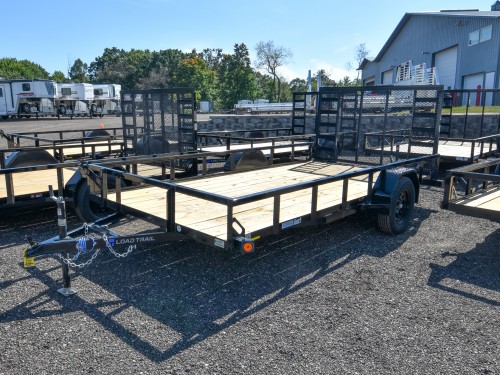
[0,126,125,213]
[442,158,500,221]
[364,130,499,164]
[23,86,442,295]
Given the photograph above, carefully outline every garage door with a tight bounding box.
[463,73,485,106]
[434,46,458,89]
[382,70,393,85]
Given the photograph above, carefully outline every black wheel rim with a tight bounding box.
[395,188,410,224]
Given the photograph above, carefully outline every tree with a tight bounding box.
[50,70,68,82]
[88,47,154,88]
[254,41,293,102]
[217,43,258,110]
[68,58,88,82]
[0,58,49,79]
[354,43,369,85]
[288,78,308,93]
[175,56,218,103]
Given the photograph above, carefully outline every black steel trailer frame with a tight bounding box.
[442,158,500,221]
[22,86,444,295]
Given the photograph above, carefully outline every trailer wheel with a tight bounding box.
[73,176,125,223]
[58,105,66,115]
[21,103,31,113]
[377,176,415,235]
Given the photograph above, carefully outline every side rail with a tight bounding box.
[442,158,500,221]
[1,127,123,148]
[197,128,294,146]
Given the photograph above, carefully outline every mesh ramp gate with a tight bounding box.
[120,88,196,156]
[314,85,443,168]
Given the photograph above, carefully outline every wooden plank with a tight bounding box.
[455,186,500,210]
[0,168,77,199]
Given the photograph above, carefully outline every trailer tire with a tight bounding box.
[74,180,113,223]
[377,176,415,235]
[58,105,66,115]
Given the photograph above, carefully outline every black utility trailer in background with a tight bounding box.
[24,86,442,294]
[442,158,500,221]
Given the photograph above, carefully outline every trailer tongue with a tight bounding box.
[23,86,443,295]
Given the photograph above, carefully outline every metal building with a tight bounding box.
[361,2,500,91]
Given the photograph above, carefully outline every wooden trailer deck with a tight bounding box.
[443,158,500,221]
[394,139,498,161]
[105,162,377,240]
[450,186,500,216]
[200,140,311,156]
[0,167,77,200]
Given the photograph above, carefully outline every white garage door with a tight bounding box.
[463,73,484,106]
[435,46,458,89]
[382,70,393,85]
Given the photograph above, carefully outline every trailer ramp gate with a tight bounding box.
[121,88,196,171]
[313,85,442,174]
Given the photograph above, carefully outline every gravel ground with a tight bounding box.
[0,117,499,374]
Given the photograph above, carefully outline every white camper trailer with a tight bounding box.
[92,84,121,116]
[56,82,94,117]
[0,79,57,118]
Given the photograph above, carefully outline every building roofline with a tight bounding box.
[373,10,500,62]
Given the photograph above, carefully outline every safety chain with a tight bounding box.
[102,234,135,258]
[56,223,135,268]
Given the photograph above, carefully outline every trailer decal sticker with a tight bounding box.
[282,217,302,229]
[115,236,155,245]
[214,238,225,248]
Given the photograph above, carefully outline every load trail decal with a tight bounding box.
[108,236,156,246]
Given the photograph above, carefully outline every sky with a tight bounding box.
[1,0,496,82]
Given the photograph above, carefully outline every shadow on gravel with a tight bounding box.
[428,228,500,306]
[1,206,432,362]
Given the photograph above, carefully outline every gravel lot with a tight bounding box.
[0,117,499,374]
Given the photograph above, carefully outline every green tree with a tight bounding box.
[254,71,275,101]
[218,43,258,110]
[0,58,49,79]
[138,49,186,88]
[254,41,293,102]
[50,70,68,82]
[175,56,218,104]
[289,78,308,93]
[68,58,88,82]
[89,48,155,88]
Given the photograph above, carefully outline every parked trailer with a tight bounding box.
[92,84,121,116]
[23,86,442,294]
[56,82,95,118]
[0,79,58,118]
[442,158,500,221]
[0,127,125,213]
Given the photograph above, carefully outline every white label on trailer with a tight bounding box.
[214,238,225,248]
[282,217,302,229]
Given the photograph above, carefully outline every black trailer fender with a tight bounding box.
[371,168,420,235]
[5,149,58,167]
[64,168,127,223]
